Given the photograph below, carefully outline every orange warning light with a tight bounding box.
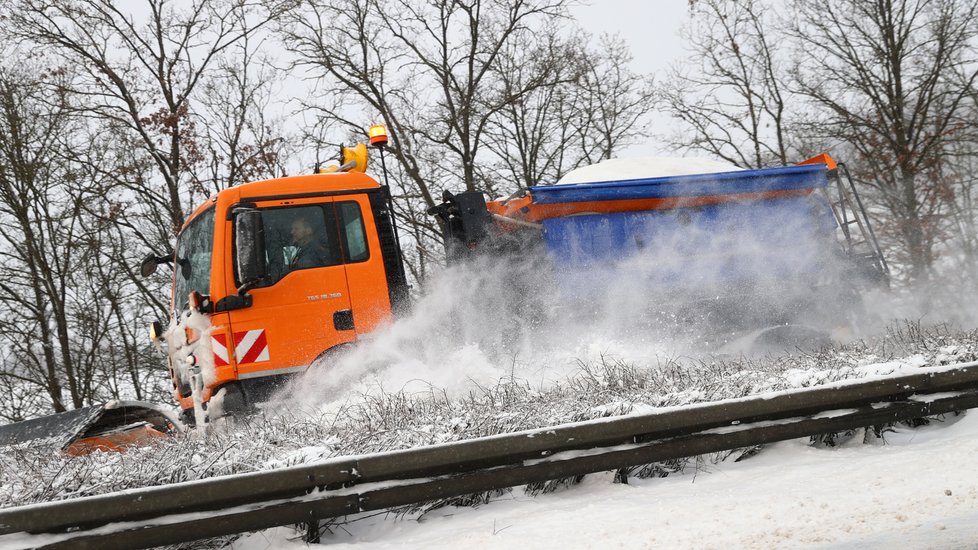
[368,124,389,148]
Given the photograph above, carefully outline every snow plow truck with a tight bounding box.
[0,125,888,449]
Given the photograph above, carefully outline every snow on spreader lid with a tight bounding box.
[556,156,743,185]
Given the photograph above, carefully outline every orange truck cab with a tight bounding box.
[147,159,408,425]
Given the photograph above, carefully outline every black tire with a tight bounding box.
[218,382,249,417]
[312,343,355,368]
[751,324,833,354]
[179,407,196,428]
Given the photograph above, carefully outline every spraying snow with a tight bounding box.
[164,309,219,426]
[279,156,864,417]
[279,256,677,415]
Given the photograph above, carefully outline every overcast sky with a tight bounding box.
[572,1,690,74]
[127,1,692,159]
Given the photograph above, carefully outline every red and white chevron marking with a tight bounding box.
[211,329,270,366]
[212,333,230,367]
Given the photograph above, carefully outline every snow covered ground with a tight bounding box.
[3,319,978,549]
[235,409,978,549]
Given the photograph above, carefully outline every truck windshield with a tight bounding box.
[174,208,215,313]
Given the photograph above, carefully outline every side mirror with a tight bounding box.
[149,320,165,343]
[179,258,192,281]
[140,253,171,278]
[234,208,267,293]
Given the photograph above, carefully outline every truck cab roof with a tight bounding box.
[182,171,382,232]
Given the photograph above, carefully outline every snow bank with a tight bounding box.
[232,411,978,549]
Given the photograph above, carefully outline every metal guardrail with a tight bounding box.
[3,362,978,549]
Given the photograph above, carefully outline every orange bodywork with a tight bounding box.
[172,172,399,413]
[487,188,817,225]
[796,153,838,171]
[65,424,170,456]
[486,154,838,227]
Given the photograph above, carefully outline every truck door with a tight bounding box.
[334,195,399,335]
[227,200,356,380]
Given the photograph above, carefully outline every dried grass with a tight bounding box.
[1,320,975,547]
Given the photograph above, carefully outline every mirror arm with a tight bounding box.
[140,253,174,278]
[237,279,262,296]
[214,294,253,312]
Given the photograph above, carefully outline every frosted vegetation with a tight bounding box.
[2,321,974,514]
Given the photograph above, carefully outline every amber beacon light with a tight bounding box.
[368,124,389,148]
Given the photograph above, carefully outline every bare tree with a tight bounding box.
[662,0,790,168]
[486,33,655,188]
[193,33,291,193]
[789,0,978,280]
[484,30,585,188]
[8,0,290,235]
[0,59,111,412]
[284,0,577,280]
[0,0,293,415]
[572,35,657,165]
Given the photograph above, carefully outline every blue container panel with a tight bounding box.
[529,164,828,205]
[541,195,837,293]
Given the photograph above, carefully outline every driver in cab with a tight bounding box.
[289,216,331,269]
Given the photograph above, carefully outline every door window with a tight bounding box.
[235,201,370,288]
[338,201,369,263]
